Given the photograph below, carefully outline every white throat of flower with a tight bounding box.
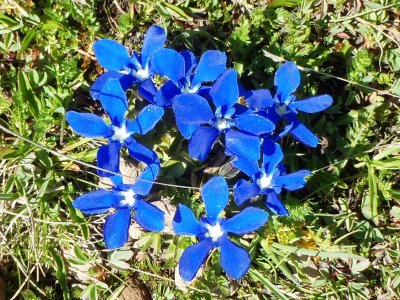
[135,67,150,81]
[119,189,136,207]
[205,222,224,242]
[181,83,200,94]
[275,104,289,116]
[111,125,131,142]
[215,118,230,131]
[257,174,273,190]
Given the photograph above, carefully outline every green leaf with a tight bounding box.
[18,29,37,58]
[361,164,379,225]
[249,268,289,300]
[49,248,71,300]
[17,70,39,118]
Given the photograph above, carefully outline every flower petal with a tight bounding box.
[233,179,260,206]
[97,142,120,177]
[99,79,128,127]
[133,198,164,232]
[191,50,227,87]
[209,69,239,111]
[179,239,213,282]
[141,25,167,67]
[262,139,283,175]
[93,39,131,71]
[273,170,310,191]
[274,61,300,102]
[154,80,181,107]
[180,50,198,75]
[138,78,158,105]
[176,119,199,139]
[231,157,259,178]
[130,164,160,196]
[234,114,275,135]
[172,94,214,125]
[151,48,185,84]
[73,190,120,215]
[289,94,333,113]
[104,209,131,249]
[173,204,206,236]
[201,176,229,223]
[66,111,112,138]
[225,129,260,162]
[188,127,219,161]
[91,72,137,100]
[220,237,251,280]
[126,139,159,165]
[222,207,269,234]
[265,192,288,215]
[245,89,274,110]
[286,115,318,147]
[126,105,164,135]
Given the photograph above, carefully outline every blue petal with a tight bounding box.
[274,61,300,102]
[173,204,206,236]
[93,39,131,71]
[231,156,259,178]
[201,176,229,224]
[172,94,214,125]
[286,115,318,147]
[180,50,198,75]
[99,79,128,127]
[234,114,275,135]
[138,79,158,105]
[265,192,288,215]
[151,48,185,84]
[209,69,239,112]
[191,50,227,87]
[179,239,213,282]
[141,25,167,68]
[66,112,112,138]
[126,105,164,135]
[73,190,120,215]
[233,179,260,206]
[104,209,131,249]
[126,139,159,165]
[97,142,120,177]
[222,207,269,234]
[272,170,310,191]
[154,80,181,107]
[176,119,199,139]
[219,237,251,280]
[225,129,260,162]
[288,94,333,113]
[133,198,164,231]
[245,89,274,110]
[130,164,160,196]
[90,72,136,100]
[188,127,219,161]
[262,139,283,175]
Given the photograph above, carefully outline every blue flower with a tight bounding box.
[173,177,269,281]
[91,25,167,100]
[233,139,311,215]
[73,164,164,249]
[248,62,333,147]
[66,79,164,176]
[172,69,274,162]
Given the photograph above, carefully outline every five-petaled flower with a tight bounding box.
[66,78,163,176]
[233,139,311,215]
[73,164,164,249]
[172,69,274,162]
[173,177,269,281]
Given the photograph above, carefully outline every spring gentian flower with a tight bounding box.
[233,139,311,215]
[172,69,274,161]
[73,164,164,249]
[249,62,333,147]
[91,25,167,99]
[173,177,269,281]
[66,79,164,176]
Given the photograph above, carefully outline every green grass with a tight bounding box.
[0,0,399,299]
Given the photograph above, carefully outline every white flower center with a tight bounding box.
[215,118,230,131]
[181,84,200,94]
[257,174,273,190]
[111,125,131,142]
[119,189,136,207]
[275,104,289,116]
[205,223,224,241]
[135,68,149,81]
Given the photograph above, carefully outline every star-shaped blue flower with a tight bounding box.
[173,176,269,281]
[66,79,164,176]
[233,139,311,215]
[172,69,274,162]
[73,164,164,249]
[248,62,333,147]
[90,25,167,100]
